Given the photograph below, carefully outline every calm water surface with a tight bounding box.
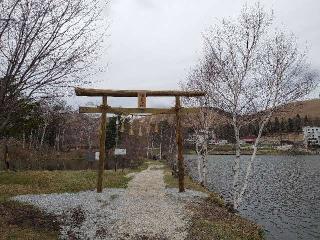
[185,155,320,240]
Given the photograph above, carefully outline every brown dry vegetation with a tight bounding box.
[273,99,320,120]
[163,165,208,193]
[0,201,59,240]
[163,165,264,240]
[186,197,264,240]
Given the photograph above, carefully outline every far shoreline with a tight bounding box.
[184,150,320,156]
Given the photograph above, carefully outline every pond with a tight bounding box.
[184,155,320,240]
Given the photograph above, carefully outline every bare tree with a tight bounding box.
[182,90,218,186]
[0,0,107,133]
[189,109,213,187]
[234,31,318,209]
[186,3,318,210]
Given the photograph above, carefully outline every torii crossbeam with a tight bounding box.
[75,87,205,193]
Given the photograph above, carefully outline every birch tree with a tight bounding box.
[188,4,272,209]
[186,3,318,210]
[188,108,217,186]
[183,90,218,186]
[233,31,318,209]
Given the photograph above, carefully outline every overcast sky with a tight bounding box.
[73,0,320,108]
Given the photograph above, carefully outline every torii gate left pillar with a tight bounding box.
[75,87,205,193]
[97,96,107,193]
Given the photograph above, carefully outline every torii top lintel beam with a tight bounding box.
[75,87,205,97]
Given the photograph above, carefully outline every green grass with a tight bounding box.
[0,169,135,203]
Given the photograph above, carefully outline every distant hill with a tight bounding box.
[142,98,320,128]
[273,99,320,120]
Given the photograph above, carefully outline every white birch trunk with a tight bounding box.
[88,134,92,150]
[232,121,241,209]
[169,131,174,154]
[40,123,48,148]
[61,129,65,148]
[203,128,209,187]
[56,128,60,152]
[22,131,25,149]
[201,146,208,186]
[196,143,203,184]
[29,131,33,149]
[235,114,272,209]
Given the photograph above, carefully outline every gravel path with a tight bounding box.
[115,166,189,240]
[13,165,207,239]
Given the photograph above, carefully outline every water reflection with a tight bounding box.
[185,155,320,240]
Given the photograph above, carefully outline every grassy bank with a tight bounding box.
[0,162,148,239]
[0,170,133,203]
[163,165,264,240]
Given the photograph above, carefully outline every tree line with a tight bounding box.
[242,114,320,137]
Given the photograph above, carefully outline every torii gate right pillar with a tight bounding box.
[175,96,185,192]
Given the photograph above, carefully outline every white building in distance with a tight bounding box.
[303,126,320,147]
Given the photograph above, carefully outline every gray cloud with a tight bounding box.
[72,0,320,108]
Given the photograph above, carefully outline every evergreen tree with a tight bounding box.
[265,120,272,134]
[294,114,302,132]
[280,118,286,132]
[106,117,117,150]
[273,117,280,132]
[303,115,309,126]
[287,118,294,132]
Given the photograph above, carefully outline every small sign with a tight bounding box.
[138,92,146,108]
[95,152,100,161]
[114,148,126,155]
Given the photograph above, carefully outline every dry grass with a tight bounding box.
[163,165,208,193]
[186,196,264,240]
[0,201,59,240]
[0,161,149,239]
[273,99,320,120]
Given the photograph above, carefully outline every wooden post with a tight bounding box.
[175,96,185,192]
[97,96,107,193]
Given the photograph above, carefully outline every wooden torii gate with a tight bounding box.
[75,87,205,193]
